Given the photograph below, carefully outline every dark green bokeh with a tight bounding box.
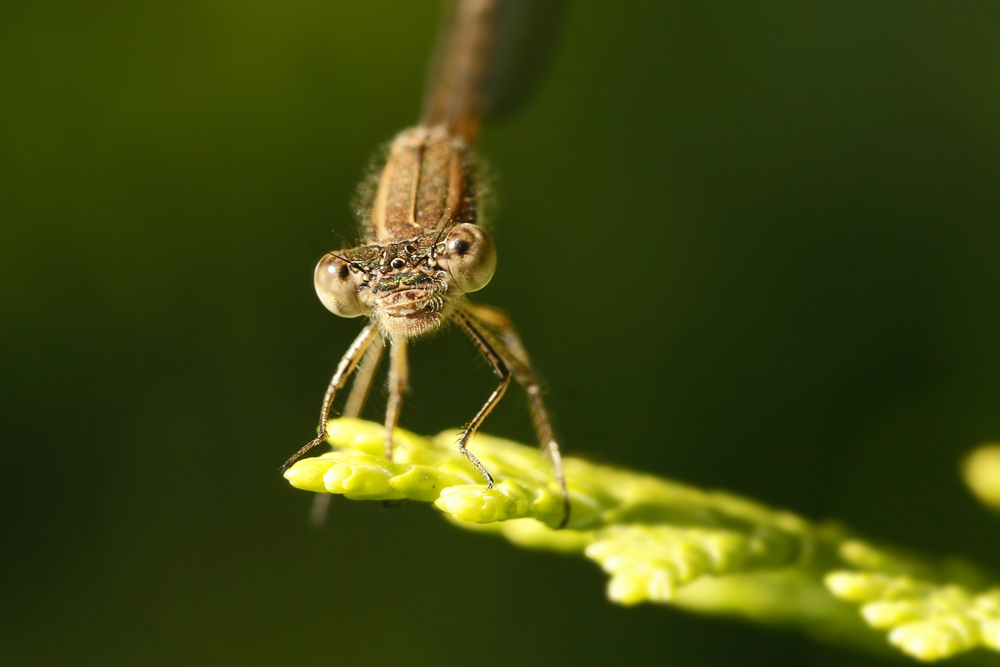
[4,1,1000,665]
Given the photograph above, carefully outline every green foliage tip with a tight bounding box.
[284,419,1000,663]
[963,444,1000,512]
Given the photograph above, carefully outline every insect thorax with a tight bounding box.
[367,125,479,243]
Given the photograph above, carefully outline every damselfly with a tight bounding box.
[283,0,570,526]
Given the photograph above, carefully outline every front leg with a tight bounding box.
[460,303,570,528]
[452,310,512,489]
[282,321,381,473]
[311,332,386,525]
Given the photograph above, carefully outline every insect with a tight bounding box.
[282,0,570,526]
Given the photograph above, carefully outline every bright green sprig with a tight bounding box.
[826,540,1000,661]
[963,444,1000,512]
[284,419,999,663]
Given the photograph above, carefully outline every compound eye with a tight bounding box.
[443,224,496,293]
[314,254,366,318]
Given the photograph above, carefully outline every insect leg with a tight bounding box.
[310,332,385,525]
[383,340,409,460]
[452,309,511,489]
[282,321,380,473]
[343,333,385,419]
[461,303,570,528]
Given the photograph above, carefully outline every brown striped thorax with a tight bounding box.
[314,126,496,340]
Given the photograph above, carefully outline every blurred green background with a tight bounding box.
[4,1,1000,665]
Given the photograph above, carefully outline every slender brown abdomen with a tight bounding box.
[369,126,477,243]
